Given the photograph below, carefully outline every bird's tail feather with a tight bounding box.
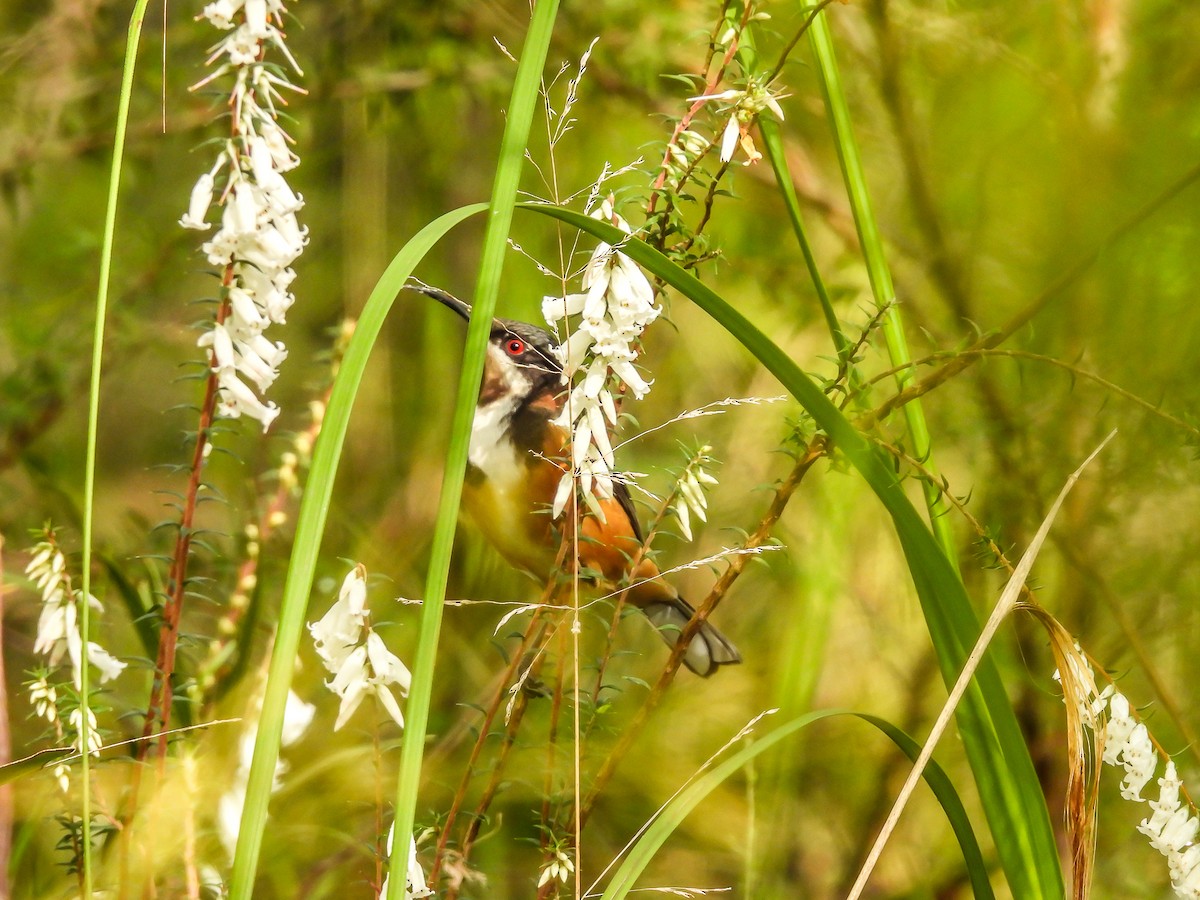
[642,596,741,677]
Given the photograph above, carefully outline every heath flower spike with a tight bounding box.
[537,846,575,888]
[543,197,661,518]
[1088,682,1200,897]
[308,565,411,731]
[691,81,787,164]
[185,0,304,432]
[26,535,126,691]
[673,445,720,542]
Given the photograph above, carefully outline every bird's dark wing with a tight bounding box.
[612,477,645,545]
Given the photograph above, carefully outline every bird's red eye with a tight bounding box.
[505,338,526,356]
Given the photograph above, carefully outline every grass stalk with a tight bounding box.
[226,202,484,899]
[385,4,561,895]
[845,431,1115,898]
[81,0,151,892]
[805,11,959,569]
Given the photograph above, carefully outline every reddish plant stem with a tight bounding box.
[453,644,549,891]
[138,291,230,764]
[644,1,752,217]
[428,610,549,885]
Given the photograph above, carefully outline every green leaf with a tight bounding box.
[226,202,486,900]
[520,203,1063,899]
[385,3,561,897]
[598,710,993,900]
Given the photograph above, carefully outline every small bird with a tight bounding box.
[417,285,741,677]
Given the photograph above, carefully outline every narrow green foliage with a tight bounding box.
[386,4,561,895]
[804,12,960,569]
[226,202,486,899]
[80,0,152,893]
[523,203,1064,900]
[597,711,992,900]
[758,117,855,378]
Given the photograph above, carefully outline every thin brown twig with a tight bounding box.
[429,610,550,885]
[862,348,1200,440]
[447,643,553,900]
[579,438,827,827]
[645,1,753,217]
[860,159,1200,431]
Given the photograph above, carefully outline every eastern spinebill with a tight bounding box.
[416,284,741,677]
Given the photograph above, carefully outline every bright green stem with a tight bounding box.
[384,2,561,896]
[80,0,151,893]
[226,203,485,900]
[806,12,959,572]
[758,117,846,358]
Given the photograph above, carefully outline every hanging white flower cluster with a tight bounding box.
[541,199,661,519]
[1092,685,1200,897]
[673,445,720,541]
[217,689,314,857]
[689,83,786,165]
[536,846,575,889]
[181,0,306,432]
[380,822,435,899]
[26,538,126,693]
[308,567,412,731]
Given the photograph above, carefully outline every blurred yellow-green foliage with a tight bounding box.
[2,1,1200,897]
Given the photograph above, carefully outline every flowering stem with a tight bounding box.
[139,342,223,762]
[645,1,751,217]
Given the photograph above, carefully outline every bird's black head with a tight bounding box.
[412,284,564,409]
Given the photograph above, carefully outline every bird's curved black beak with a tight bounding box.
[408,282,471,322]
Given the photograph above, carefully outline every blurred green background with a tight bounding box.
[2,1,1200,897]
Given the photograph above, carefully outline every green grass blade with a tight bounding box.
[81,1,152,892]
[599,710,992,900]
[758,117,847,359]
[385,3,560,895]
[805,12,959,570]
[856,713,995,899]
[227,203,486,900]
[519,204,1063,898]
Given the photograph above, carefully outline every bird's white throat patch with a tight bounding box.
[469,393,522,478]
[468,345,531,481]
